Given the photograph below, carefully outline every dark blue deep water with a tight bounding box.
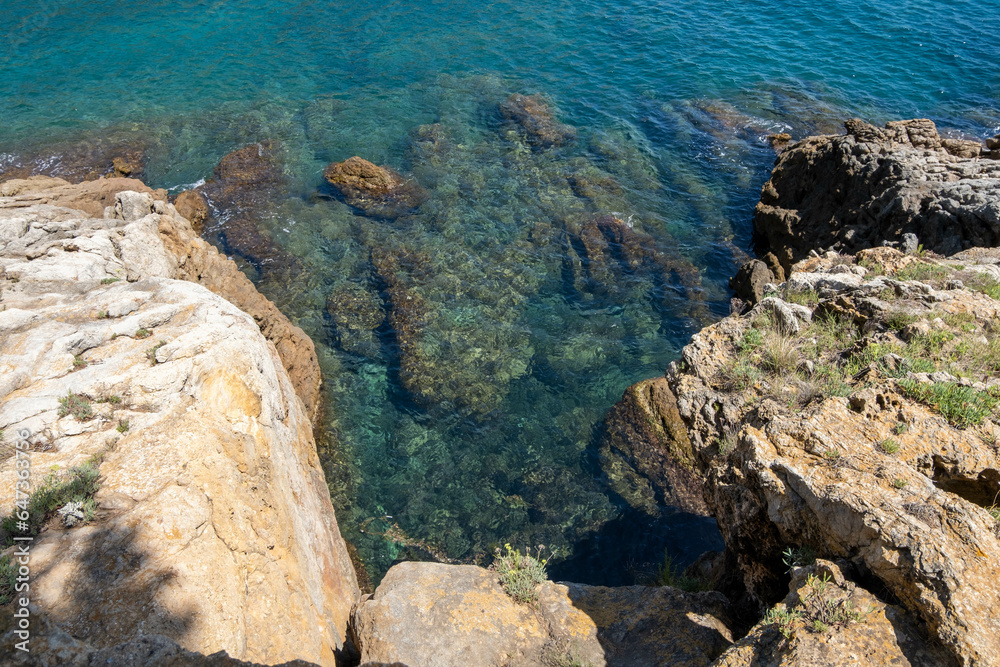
[3,0,998,584]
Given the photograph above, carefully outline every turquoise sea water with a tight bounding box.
[3,0,998,585]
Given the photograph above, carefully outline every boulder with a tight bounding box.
[499,94,577,148]
[753,118,1000,276]
[323,156,427,219]
[0,184,359,663]
[352,561,735,667]
[172,189,210,233]
[729,259,774,305]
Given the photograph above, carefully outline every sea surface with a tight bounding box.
[2,0,998,585]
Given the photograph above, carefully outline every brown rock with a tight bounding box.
[0,175,167,217]
[766,133,792,151]
[323,156,427,219]
[173,189,210,233]
[600,377,709,515]
[500,93,577,148]
[753,118,1000,275]
[729,259,775,305]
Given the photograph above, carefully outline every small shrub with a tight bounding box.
[782,545,816,570]
[715,434,737,457]
[893,422,908,435]
[117,419,130,433]
[886,311,919,331]
[0,460,101,545]
[0,555,16,606]
[146,341,167,365]
[878,439,900,454]
[656,550,710,592]
[492,544,547,604]
[717,359,763,391]
[97,395,122,405]
[987,505,1000,522]
[135,328,152,339]
[58,393,93,421]
[893,478,908,489]
[737,328,764,353]
[99,277,120,285]
[812,620,829,633]
[97,310,110,319]
[823,449,841,461]
[899,381,1000,428]
[72,355,88,370]
[763,605,802,639]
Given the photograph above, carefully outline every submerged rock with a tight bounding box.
[323,156,427,219]
[352,561,734,667]
[325,281,385,358]
[499,93,577,148]
[0,133,151,184]
[754,118,999,276]
[0,180,359,663]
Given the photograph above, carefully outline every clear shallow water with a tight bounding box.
[3,0,998,585]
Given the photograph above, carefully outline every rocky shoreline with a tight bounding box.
[1,117,999,666]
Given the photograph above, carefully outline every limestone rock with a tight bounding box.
[753,118,1000,276]
[0,183,358,664]
[323,156,427,219]
[352,561,735,667]
[499,94,577,148]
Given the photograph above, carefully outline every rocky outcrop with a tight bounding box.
[352,561,734,667]
[714,560,953,666]
[322,156,427,219]
[499,94,577,148]
[0,134,151,184]
[753,118,999,276]
[613,246,1000,666]
[0,181,359,663]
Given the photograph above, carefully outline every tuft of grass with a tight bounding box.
[96,310,110,319]
[782,545,816,570]
[96,395,121,405]
[784,289,820,307]
[717,359,763,391]
[58,393,93,421]
[893,422,908,435]
[823,449,841,461]
[146,341,167,365]
[134,328,152,339]
[99,277,120,285]
[893,478,908,489]
[886,311,919,331]
[72,355,88,370]
[761,332,799,374]
[878,439,900,454]
[116,419,130,433]
[967,274,1000,300]
[491,544,547,604]
[899,381,1000,428]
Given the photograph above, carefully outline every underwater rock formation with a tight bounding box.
[754,118,998,276]
[0,133,151,184]
[0,180,359,663]
[352,561,734,667]
[500,93,577,148]
[193,141,300,274]
[323,156,427,219]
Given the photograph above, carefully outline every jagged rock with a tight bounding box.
[172,189,210,233]
[499,93,577,148]
[0,184,359,663]
[730,260,774,305]
[766,133,792,152]
[754,118,1000,276]
[323,156,427,219]
[352,561,735,667]
[714,561,953,666]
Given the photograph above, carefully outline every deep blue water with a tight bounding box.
[2,0,998,585]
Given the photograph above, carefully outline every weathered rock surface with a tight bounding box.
[614,247,1000,666]
[352,561,735,667]
[753,118,1000,276]
[499,94,577,148]
[714,560,953,666]
[172,189,210,233]
[0,182,359,664]
[729,259,775,306]
[323,156,427,219]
